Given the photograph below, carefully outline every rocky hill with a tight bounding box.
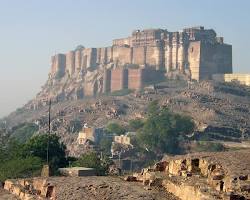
[1,79,250,156]
[1,26,241,156]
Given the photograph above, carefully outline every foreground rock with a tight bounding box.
[126,150,250,200]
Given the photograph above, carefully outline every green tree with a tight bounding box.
[147,100,160,117]
[0,138,22,161]
[128,119,144,131]
[73,152,112,175]
[22,134,67,171]
[106,123,126,135]
[137,104,194,155]
[99,137,112,155]
[0,156,42,182]
[0,138,43,182]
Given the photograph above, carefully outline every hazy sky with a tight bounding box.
[0,0,249,118]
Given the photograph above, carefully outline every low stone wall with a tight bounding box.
[4,178,55,200]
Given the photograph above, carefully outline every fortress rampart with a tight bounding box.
[48,26,232,98]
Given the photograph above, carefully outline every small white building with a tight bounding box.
[114,135,131,146]
[59,167,96,176]
[77,126,104,144]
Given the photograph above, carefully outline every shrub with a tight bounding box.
[99,137,112,155]
[195,141,225,152]
[73,152,112,175]
[128,119,144,131]
[0,133,67,181]
[106,123,126,135]
[22,134,67,171]
[0,156,42,182]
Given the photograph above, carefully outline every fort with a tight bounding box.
[40,26,232,101]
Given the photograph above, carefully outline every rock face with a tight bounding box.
[32,26,232,108]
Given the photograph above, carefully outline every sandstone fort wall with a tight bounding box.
[49,26,233,97]
[110,68,128,92]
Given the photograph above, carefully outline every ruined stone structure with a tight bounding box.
[37,26,232,103]
[127,150,250,200]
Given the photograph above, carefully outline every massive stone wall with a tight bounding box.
[112,46,132,66]
[83,48,97,70]
[50,27,232,82]
[107,68,165,92]
[188,41,232,81]
[46,26,233,100]
[200,43,232,80]
[110,68,128,92]
[188,41,201,81]
[66,51,75,76]
[74,49,82,71]
[132,46,146,66]
[50,54,66,78]
[103,69,111,93]
[128,69,143,90]
[146,46,164,70]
